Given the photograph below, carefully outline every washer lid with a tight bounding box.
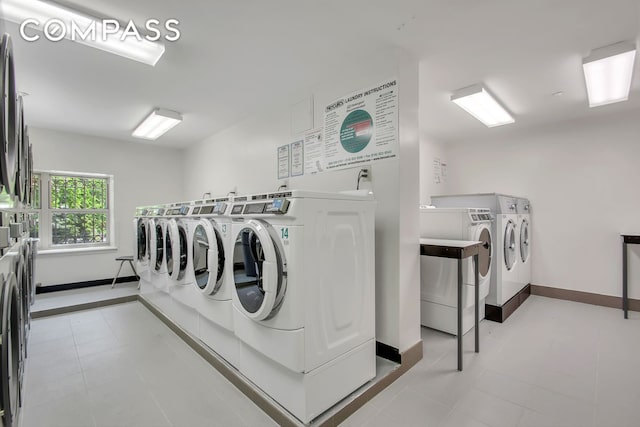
[192,220,224,295]
[232,220,286,321]
[0,35,18,196]
[520,218,530,263]
[504,220,517,271]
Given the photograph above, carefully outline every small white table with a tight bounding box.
[419,238,482,371]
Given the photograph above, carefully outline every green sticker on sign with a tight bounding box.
[340,110,373,153]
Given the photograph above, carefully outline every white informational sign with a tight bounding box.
[290,140,304,177]
[433,157,441,184]
[277,145,290,179]
[323,78,398,171]
[303,128,324,175]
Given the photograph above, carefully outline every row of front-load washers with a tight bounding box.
[1,34,35,206]
[0,231,37,427]
[134,190,376,424]
[0,32,38,427]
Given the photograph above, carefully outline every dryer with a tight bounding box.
[190,198,239,366]
[516,198,531,289]
[229,190,375,424]
[431,194,524,310]
[419,207,493,335]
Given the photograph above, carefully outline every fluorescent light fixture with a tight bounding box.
[451,84,515,127]
[133,109,182,140]
[0,0,165,66]
[583,41,636,107]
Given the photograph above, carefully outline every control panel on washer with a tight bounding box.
[468,208,492,223]
[231,198,290,215]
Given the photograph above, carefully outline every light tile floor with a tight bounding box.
[21,295,640,427]
[20,301,277,427]
[343,296,640,427]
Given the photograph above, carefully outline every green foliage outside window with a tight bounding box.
[50,176,108,245]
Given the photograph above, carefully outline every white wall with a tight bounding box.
[30,128,184,286]
[441,109,640,298]
[184,48,421,354]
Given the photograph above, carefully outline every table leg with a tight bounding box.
[623,241,628,319]
[474,253,479,353]
[111,261,124,289]
[458,258,463,371]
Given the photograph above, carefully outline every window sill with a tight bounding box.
[37,246,119,256]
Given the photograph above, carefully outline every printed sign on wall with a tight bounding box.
[303,128,324,175]
[323,78,398,171]
[290,140,304,177]
[277,145,290,179]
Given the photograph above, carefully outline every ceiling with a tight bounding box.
[2,0,639,148]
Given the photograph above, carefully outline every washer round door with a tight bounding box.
[136,219,148,264]
[192,220,224,295]
[0,273,21,427]
[15,95,25,203]
[165,224,174,277]
[149,220,164,272]
[475,225,492,280]
[504,220,517,271]
[0,35,18,196]
[520,218,530,263]
[232,220,287,321]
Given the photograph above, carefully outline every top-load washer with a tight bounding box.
[431,194,524,312]
[229,190,376,424]
[516,198,531,289]
[190,197,239,366]
[419,207,493,335]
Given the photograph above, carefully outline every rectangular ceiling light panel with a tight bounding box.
[0,0,165,65]
[451,84,514,127]
[133,109,182,140]
[583,42,636,108]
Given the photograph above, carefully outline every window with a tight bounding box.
[29,171,115,251]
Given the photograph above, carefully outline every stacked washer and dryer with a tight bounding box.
[430,193,532,322]
[0,33,38,427]
[135,190,376,424]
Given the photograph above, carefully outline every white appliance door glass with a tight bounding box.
[232,220,285,321]
[165,226,174,276]
[154,223,164,272]
[504,220,516,270]
[520,219,530,263]
[137,220,147,263]
[477,227,492,279]
[177,224,188,280]
[192,221,223,295]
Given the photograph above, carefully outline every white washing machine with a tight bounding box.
[418,207,493,335]
[190,198,239,367]
[431,194,523,308]
[142,207,173,315]
[165,204,199,337]
[229,190,376,424]
[516,198,531,288]
[133,207,151,287]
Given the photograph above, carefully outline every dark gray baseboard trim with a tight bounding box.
[530,284,640,311]
[36,276,138,294]
[31,294,138,318]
